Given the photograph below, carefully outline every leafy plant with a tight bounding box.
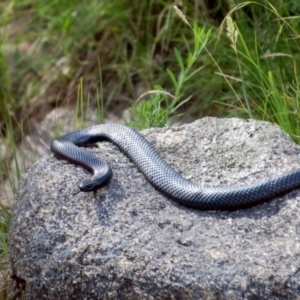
[128,7,212,129]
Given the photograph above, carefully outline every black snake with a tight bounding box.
[50,124,300,210]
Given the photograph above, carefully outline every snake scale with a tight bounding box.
[50,124,300,210]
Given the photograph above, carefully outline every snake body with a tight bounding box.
[50,124,300,210]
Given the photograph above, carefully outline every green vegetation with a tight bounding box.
[1,0,300,297]
[128,23,212,129]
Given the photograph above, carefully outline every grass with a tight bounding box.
[128,20,212,129]
[1,0,300,297]
[218,3,300,139]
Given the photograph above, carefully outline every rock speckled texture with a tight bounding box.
[9,118,300,299]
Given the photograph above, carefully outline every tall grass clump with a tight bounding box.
[216,2,300,142]
[128,1,300,140]
[0,114,21,298]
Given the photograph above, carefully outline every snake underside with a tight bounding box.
[50,124,300,210]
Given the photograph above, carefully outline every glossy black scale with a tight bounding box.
[51,124,300,210]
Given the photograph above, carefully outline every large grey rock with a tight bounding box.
[8,117,300,299]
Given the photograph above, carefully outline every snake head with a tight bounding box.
[79,180,99,192]
[79,169,113,192]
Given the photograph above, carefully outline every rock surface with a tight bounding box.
[8,117,300,299]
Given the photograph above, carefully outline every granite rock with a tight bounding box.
[8,117,300,299]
